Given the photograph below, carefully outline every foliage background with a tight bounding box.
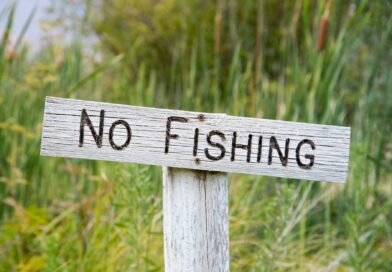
[0,0,391,271]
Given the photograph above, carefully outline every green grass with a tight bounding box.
[0,1,391,271]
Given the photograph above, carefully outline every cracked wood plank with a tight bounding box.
[40,96,351,183]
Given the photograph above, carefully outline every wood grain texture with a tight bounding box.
[163,167,229,272]
[41,96,351,183]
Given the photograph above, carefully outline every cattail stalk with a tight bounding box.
[251,0,264,114]
[214,0,223,56]
[291,0,302,42]
[317,0,332,52]
[255,0,264,78]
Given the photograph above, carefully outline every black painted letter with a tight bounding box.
[257,136,263,163]
[193,128,199,157]
[79,109,104,148]
[231,132,253,162]
[165,116,188,153]
[268,137,290,166]
[204,130,226,161]
[109,120,131,150]
[296,139,315,169]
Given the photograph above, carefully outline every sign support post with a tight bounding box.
[163,167,229,271]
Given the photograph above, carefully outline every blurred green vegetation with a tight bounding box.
[0,0,391,271]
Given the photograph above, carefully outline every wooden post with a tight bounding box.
[163,167,230,272]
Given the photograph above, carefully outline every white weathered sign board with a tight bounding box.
[41,96,350,183]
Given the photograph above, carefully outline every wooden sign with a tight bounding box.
[40,96,351,271]
[41,97,350,183]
